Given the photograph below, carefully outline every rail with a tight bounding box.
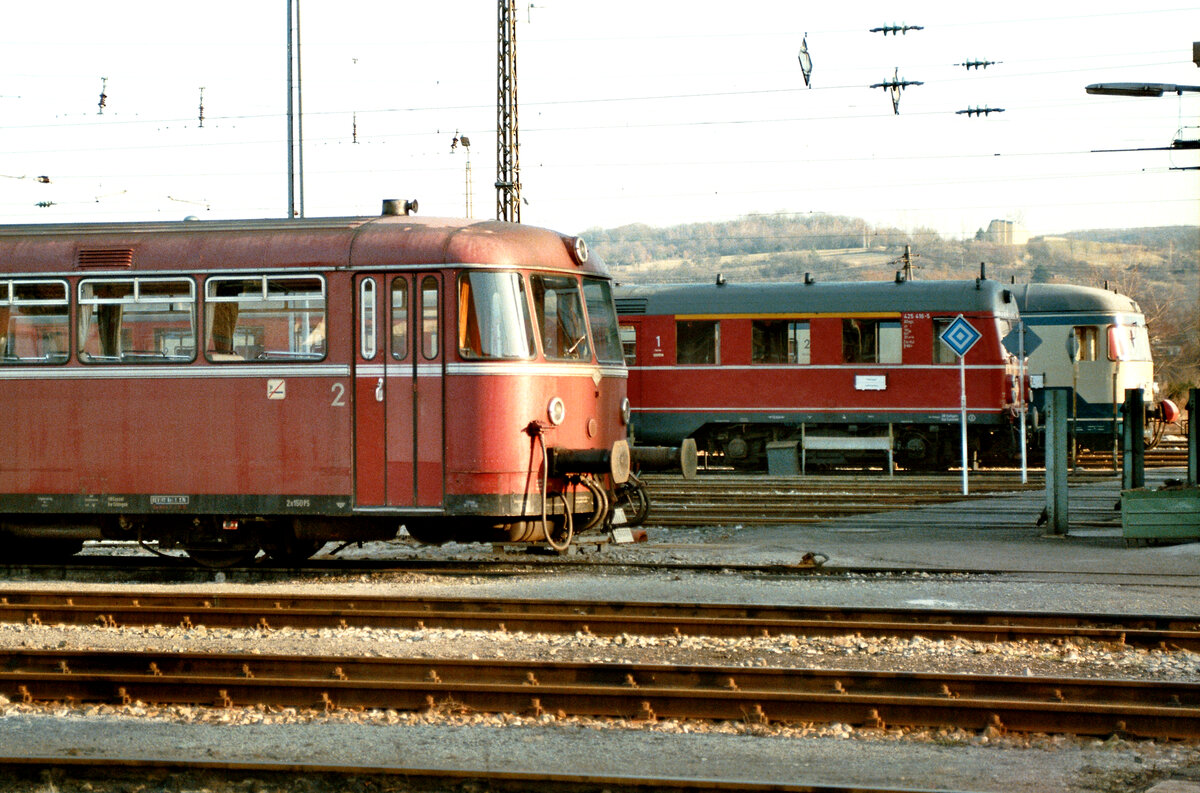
[2,589,1197,650]
[2,647,1198,738]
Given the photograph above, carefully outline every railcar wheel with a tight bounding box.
[262,537,325,565]
[402,521,449,545]
[184,547,260,568]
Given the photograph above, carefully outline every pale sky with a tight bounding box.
[1,2,1197,239]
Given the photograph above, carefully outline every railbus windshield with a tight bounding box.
[531,274,591,362]
[1108,322,1152,362]
[581,277,623,364]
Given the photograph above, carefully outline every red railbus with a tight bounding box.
[0,208,631,565]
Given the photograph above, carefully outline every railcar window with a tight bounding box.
[933,319,957,364]
[1108,324,1152,362]
[360,278,377,360]
[78,278,195,364]
[421,276,439,360]
[0,280,69,365]
[204,275,325,362]
[531,275,590,361]
[676,320,719,365]
[582,279,623,364]
[619,325,637,366]
[456,272,534,359]
[1073,326,1098,362]
[842,318,901,364]
[391,279,409,361]
[751,320,809,364]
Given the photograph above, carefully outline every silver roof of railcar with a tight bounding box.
[1009,283,1141,315]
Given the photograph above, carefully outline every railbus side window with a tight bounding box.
[421,276,439,360]
[752,320,811,364]
[676,320,719,365]
[391,279,409,360]
[204,275,325,362]
[78,278,195,363]
[456,271,534,359]
[0,280,70,364]
[618,325,637,366]
[531,274,590,361]
[789,321,810,364]
[843,318,901,364]
[933,319,958,364]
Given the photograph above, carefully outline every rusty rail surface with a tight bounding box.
[3,589,1198,650]
[0,755,976,793]
[2,647,1198,739]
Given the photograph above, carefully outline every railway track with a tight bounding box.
[1075,438,1191,470]
[638,471,1119,527]
[3,588,1198,650]
[3,646,1198,739]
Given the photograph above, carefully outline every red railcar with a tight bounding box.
[0,208,631,565]
[614,276,1023,470]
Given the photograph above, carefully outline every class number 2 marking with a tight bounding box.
[330,382,346,407]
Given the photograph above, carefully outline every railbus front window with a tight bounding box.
[676,320,719,365]
[0,280,69,364]
[582,278,623,364]
[1108,323,1152,362]
[78,278,196,363]
[531,274,590,361]
[204,275,326,362]
[456,271,534,359]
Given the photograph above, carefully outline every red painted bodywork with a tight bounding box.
[0,216,627,526]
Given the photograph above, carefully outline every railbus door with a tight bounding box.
[356,273,444,509]
[412,273,445,507]
[353,274,389,506]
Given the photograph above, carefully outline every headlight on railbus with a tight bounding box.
[620,397,631,425]
[547,396,566,426]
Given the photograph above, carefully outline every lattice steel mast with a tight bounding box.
[496,0,520,222]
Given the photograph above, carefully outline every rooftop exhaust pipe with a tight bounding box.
[382,199,419,216]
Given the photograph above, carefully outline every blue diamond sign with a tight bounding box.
[940,315,982,358]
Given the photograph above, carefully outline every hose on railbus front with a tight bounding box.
[529,424,573,551]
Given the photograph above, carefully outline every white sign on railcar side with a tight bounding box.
[939,315,979,496]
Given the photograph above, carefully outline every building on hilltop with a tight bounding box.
[983,219,1030,245]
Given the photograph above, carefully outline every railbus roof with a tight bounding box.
[0,215,605,277]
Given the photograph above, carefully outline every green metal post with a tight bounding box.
[1122,388,1145,491]
[1044,387,1070,535]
